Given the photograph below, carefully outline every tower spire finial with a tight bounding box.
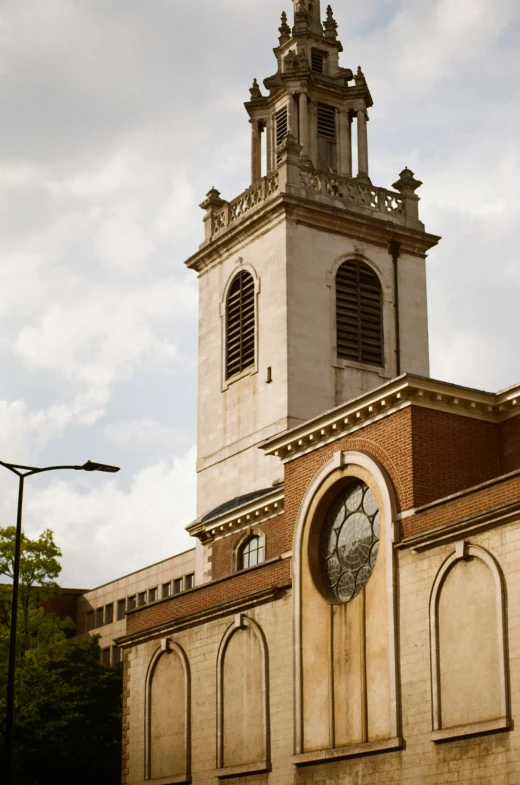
[292,0,322,35]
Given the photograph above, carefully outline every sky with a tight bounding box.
[1,0,519,588]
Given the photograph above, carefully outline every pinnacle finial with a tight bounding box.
[249,78,262,100]
[279,10,291,43]
[323,4,338,39]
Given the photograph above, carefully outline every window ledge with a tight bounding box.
[333,358,390,377]
[144,775,191,785]
[216,761,271,779]
[222,364,258,392]
[292,737,404,766]
[431,716,512,743]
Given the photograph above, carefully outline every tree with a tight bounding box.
[12,636,123,785]
[0,526,123,784]
[0,526,63,649]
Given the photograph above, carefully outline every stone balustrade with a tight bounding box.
[201,160,421,243]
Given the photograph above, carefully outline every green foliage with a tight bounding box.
[0,526,63,648]
[0,526,123,784]
[10,636,123,785]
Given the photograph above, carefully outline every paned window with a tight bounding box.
[105,603,114,624]
[336,260,383,366]
[112,646,121,665]
[86,610,94,632]
[127,595,136,611]
[319,481,380,602]
[101,648,111,667]
[317,102,337,171]
[185,573,195,590]
[138,591,147,607]
[95,607,104,628]
[173,577,183,595]
[148,587,158,603]
[117,599,126,621]
[239,536,265,570]
[225,271,255,379]
[162,581,171,599]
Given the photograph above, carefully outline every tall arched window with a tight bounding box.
[226,271,255,379]
[336,260,383,367]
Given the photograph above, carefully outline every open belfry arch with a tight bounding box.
[116,3,520,785]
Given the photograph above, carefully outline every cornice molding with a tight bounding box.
[261,374,520,464]
[186,487,284,543]
[185,192,439,275]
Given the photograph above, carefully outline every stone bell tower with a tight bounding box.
[185,3,440,518]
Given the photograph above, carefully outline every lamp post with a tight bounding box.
[0,459,120,785]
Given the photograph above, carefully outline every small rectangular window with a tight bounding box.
[185,573,195,591]
[95,607,104,628]
[148,587,158,603]
[138,591,147,607]
[117,599,126,621]
[162,582,171,599]
[101,648,111,667]
[127,595,136,611]
[275,106,289,163]
[173,577,183,595]
[311,50,325,73]
[86,610,94,632]
[105,603,114,624]
[112,646,121,665]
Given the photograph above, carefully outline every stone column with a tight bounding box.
[266,117,273,172]
[287,93,297,140]
[299,92,309,159]
[357,109,369,178]
[250,121,262,184]
[338,110,352,177]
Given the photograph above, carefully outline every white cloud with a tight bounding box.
[22,447,197,588]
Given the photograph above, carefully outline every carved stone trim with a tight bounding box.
[215,615,270,772]
[144,640,191,783]
[429,542,510,735]
[292,451,399,756]
[431,716,511,743]
[292,736,404,765]
[261,374,520,463]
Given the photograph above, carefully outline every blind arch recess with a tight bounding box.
[226,271,255,379]
[336,260,383,366]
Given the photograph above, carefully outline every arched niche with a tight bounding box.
[430,541,511,742]
[216,614,270,777]
[144,638,191,782]
[292,450,401,763]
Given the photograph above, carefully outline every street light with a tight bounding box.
[0,459,120,785]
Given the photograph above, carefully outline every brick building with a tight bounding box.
[115,2,520,784]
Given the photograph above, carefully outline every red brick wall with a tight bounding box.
[402,472,520,539]
[410,407,500,508]
[126,557,290,635]
[211,513,286,581]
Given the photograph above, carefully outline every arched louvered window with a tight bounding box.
[336,260,383,366]
[226,271,255,379]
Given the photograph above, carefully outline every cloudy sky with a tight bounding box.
[1,0,519,588]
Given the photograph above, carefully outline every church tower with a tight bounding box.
[185,1,440,518]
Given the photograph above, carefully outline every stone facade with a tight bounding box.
[116,3,520,785]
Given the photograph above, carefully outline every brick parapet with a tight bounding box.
[125,557,291,635]
[401,471,520,540]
